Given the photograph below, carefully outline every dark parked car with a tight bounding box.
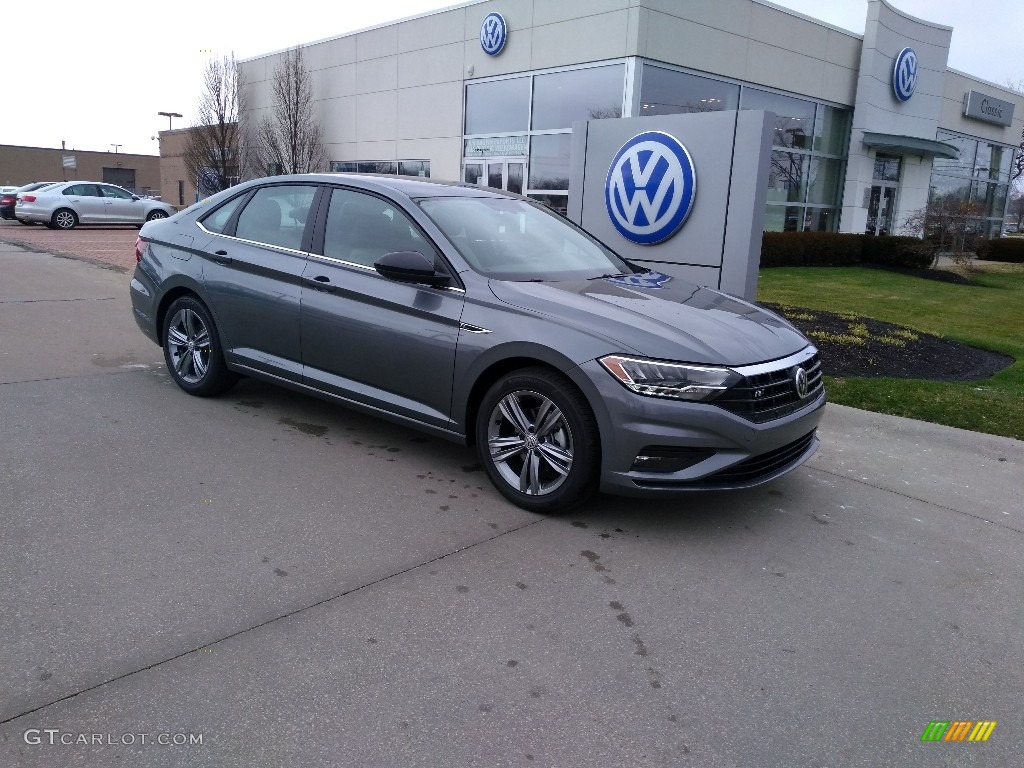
[130,174,825,512]
[0,182,58,221]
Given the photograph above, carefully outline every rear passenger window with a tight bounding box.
[201,194,247,234]
[234,186,316,251]
[65,184,98,197]
[322,188,437,267]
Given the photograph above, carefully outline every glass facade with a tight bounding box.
[463,62,627,213]
[329,160,430,177]
[634,64,849,231]
[638,66,739,116]
[930,130,1014,232]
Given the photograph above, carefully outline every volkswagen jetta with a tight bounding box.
[130,174,825,512]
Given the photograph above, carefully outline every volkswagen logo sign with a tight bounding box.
[480,13,507,56]
[605,131,696,245]
[893,47,918,102]
[794,366,809,399]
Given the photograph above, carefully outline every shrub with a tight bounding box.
[760,231,858,267]
[860,235,935,269]
[977,238,1024,263]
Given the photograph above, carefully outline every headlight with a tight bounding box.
[599,355,740,401]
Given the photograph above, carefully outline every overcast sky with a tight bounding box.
[2,0,1020,157]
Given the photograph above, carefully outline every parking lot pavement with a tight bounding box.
[1,244,1022,767]
[0,219,138,271]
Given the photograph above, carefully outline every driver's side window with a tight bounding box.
[322,188,437,268]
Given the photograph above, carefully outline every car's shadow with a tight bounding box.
[216,376,800,537]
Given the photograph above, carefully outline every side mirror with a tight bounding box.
[374,251,451,287]
[132,195,140,201]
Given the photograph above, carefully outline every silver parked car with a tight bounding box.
[130,174,825,513]
[16,181,175,229]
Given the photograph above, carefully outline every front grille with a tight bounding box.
[707,430,817,484]
[714,353,823,423]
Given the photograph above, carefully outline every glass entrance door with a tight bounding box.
[866,185,898,236]
[464,158,526,195]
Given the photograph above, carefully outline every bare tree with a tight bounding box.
[1008,79,1024,184]
[184,54,242,195]
[252,46,326,176]
[902,196,987,260]
[1007,189,1024,229]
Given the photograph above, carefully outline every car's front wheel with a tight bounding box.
[162,296,237,396]
[476,368,599,513]
[51,209,77,230]
[146,210,169,222]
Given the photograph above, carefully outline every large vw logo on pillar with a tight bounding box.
[892,47,918,102]
[480,13,507,56]
[605,131,697,245]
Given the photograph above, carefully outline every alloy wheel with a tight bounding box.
[166,308,212,384]
[486,390,575,496]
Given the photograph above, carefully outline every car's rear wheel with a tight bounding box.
[146,210,168,222]
[51,209,77,230]
[162,296,237,396]
[476,368,599,513]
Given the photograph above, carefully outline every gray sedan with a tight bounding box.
[16,181,175,229]
[129,174,825,513]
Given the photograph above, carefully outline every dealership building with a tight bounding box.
[239,0,1023,237]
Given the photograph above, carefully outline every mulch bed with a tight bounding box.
[762,302,1014,381]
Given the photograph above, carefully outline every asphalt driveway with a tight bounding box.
[0,240,1021,767]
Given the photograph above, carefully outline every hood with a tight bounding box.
[488,274,810,367]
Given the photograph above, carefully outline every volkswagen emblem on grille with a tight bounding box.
[794,366,809,399]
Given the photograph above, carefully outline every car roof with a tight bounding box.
[274,173,514,200]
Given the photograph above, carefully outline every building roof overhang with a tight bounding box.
[861,132,960,159]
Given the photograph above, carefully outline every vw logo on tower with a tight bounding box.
[605,131,697,245]
[480,13,507,56]
[892,47,918,102]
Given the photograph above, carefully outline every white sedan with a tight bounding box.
[16,181,175,229]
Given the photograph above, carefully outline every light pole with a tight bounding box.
[158,111,183,130]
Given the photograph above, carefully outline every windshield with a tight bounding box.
[417,196,640,281]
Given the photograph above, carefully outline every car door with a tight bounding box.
[300,187,465,428]
[98,184,141,223]
[62,184,105,222]
[197,184,318,383]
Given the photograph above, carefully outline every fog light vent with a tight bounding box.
[631,446,714,473]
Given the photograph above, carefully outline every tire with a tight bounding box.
[146,210,168,222]
[475,368,599,513]
[51,208,77,230]
[161,296,237,397]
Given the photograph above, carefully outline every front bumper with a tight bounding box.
[575,356,826,497]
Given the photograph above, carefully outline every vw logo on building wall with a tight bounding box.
[892,47,918,102]
[480,13,507,56]
[605,131,696,245]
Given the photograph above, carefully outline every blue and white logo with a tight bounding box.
[892,47,918,102]
[605,131,696,245]
[480,13,507,56]
[605,270,673,289]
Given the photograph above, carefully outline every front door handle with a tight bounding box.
[306,275,337,292]
[209,250,232,265]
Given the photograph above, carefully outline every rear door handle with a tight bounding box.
[306,275,337,292]
[209,250,232,265]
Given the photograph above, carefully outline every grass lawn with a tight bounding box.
[757,264,1024,440]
